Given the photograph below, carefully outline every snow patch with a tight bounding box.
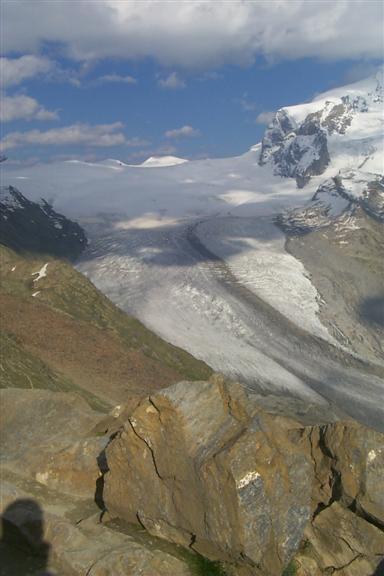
[32,262,49,282]
[136,155,188,168]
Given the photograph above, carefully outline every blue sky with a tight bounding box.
[1,1,383,164]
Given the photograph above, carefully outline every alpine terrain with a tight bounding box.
[1,70,383,576]
[3,70,383,427]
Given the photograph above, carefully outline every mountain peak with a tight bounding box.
[258,69,383,188]
[138,155,188,168]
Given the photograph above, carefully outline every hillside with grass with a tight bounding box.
[0,245,212,411]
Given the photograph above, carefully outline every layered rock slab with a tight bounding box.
[0,480,195,576]
[104,378,314,575]
[303,502,384,575]
[104,378,384,575]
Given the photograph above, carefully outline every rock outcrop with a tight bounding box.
[258,109,330,188]
[0,185,87,259]
[0,388,105,499]
[298,502,384,575]
[104,378,384,575]
[1,379,383,575]
[277,174,384,235]
[104,378,314,574]
[0,482,197,576]
[0,388,208,576]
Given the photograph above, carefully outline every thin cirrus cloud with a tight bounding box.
[1,94,59,123]
[0,122,141,151]
[165,125,200,139]
[0,55,53,88]
[2,1,383,67]
[98,73,137,84]
[158,72,185,89]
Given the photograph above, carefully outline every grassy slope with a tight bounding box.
[0,246,212,410]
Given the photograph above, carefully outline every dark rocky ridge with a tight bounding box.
[258,110,330,188]
[0,185,87,260]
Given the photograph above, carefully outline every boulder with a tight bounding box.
[104,378,384,575]
[0,388,106,499]
[0,481,196,576]
[104,378,314,575]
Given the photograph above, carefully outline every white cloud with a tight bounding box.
[99,73,137,84]
[158,72,185,89]
[165,125,199,139]
[1,122,126,150]
[0,55,52,88]
[2,1,383,68]
[255,111,275,125]
[1,94,59,122]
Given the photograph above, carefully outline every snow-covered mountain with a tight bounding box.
[2,69,382,223]
[260,70,383,189]
[136,155,188,167]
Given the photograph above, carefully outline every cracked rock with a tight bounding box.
[104,378,314,575]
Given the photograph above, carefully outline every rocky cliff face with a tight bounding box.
[103,377,384,576]
[0,185,87,259]
[277,174,384,235]
[259,71,383,190]
[259,110,330,188]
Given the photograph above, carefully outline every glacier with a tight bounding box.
[2,69,383,428]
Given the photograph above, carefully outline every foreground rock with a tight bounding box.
[104,378,384,576]
[0,479,196,576]
[0,388,106,499]
[1,382,383,575]
[0,388,205,576]
[297,502,384,575]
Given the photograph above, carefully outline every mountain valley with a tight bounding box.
[1,70,383,576]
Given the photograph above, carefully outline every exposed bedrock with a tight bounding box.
[104,377,384,575]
